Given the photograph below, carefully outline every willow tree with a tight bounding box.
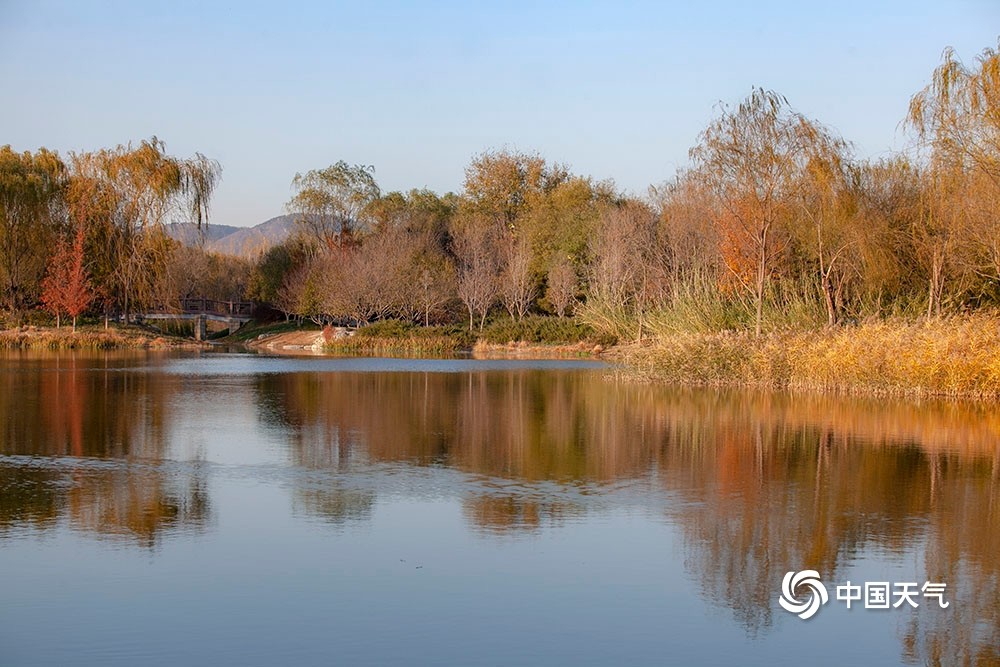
[0,146,66,317]
[68,138,221,322]
[792,122,856,325]
[908,43,1000,312]
[909,42,1000,185]
[690,89,808,336]
[849,157,923,315]
[287,161,380,251]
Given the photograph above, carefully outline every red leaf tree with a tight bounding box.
[40,226,93,332]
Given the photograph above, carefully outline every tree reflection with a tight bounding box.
[257,371,1000,662]
[2,353,998,662]
[0,350,212,546]
[652,390,1000,664]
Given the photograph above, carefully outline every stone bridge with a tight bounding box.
[142,298,254,340]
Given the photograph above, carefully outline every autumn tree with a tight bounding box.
[584,200,666,341]
[415,260,455,326]
[274,263,306,322]
[167,244,252,302]
[690,89,809,336]
[522,176,610,279]
[453,221,500,331]
[849,157,923,315]
[790,123,856,325]
[651,171,721,297]
[362,190,457,324]
[367,188,457,242]
[40,225,93,331]
[247,235,315,305]
[0,146,66,318]
[67,138,221,322]
[908,43,1000,313]
[393,227,455,325]
[498,235,536,321]
[287,161,380,251]
[546,258,577,317]
[462,149,567,231]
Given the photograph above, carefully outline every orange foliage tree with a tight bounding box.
[40,225,93,331]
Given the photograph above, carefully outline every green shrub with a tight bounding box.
[480,315,603,345]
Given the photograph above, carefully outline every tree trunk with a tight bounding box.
[927,248,943,318]
[754,226,769,337]
[822,271,837,326]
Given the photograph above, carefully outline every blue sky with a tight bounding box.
[1,0,997,227]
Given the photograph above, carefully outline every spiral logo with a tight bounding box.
[779,570,829,620]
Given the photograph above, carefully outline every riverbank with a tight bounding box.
[233,315,1000,400]
[621,315,1000,399]
[240,318,606,359]
[0,324,204,350]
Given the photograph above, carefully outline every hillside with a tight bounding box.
[166,215,297,257]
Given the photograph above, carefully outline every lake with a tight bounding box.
[0,350,996,666]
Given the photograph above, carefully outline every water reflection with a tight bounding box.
[255,372,1000,662]
[0,352,998,663]
[0,350,212,546]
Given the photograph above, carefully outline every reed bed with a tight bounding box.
[627,315,1000,399]
[0,325,193,350]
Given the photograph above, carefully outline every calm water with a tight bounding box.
[0,350,997,666]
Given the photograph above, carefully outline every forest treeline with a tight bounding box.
[2,43,1000,341]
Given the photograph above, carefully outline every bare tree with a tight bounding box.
[453,222,500,331]
[275,263,308,322]
[499,235,536,320]
[546,258,577,317]
[586,200,667,341]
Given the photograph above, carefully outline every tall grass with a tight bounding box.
[0,325,191,350]
[628,314,1000,399]
[580,277,827,342]
[574,299,634,343]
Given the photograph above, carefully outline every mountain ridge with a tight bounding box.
[166,215,297,257]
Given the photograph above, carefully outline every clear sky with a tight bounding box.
[1,0,997,227]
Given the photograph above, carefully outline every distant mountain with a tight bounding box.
[165,222,243,246]
[166,215,298,258]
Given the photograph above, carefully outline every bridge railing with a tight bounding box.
[148,298,254,318]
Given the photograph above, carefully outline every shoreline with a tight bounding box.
[0,325,206,350]
[225,316,1000,401]
[242,328,607,359]
[9,316,999,401]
